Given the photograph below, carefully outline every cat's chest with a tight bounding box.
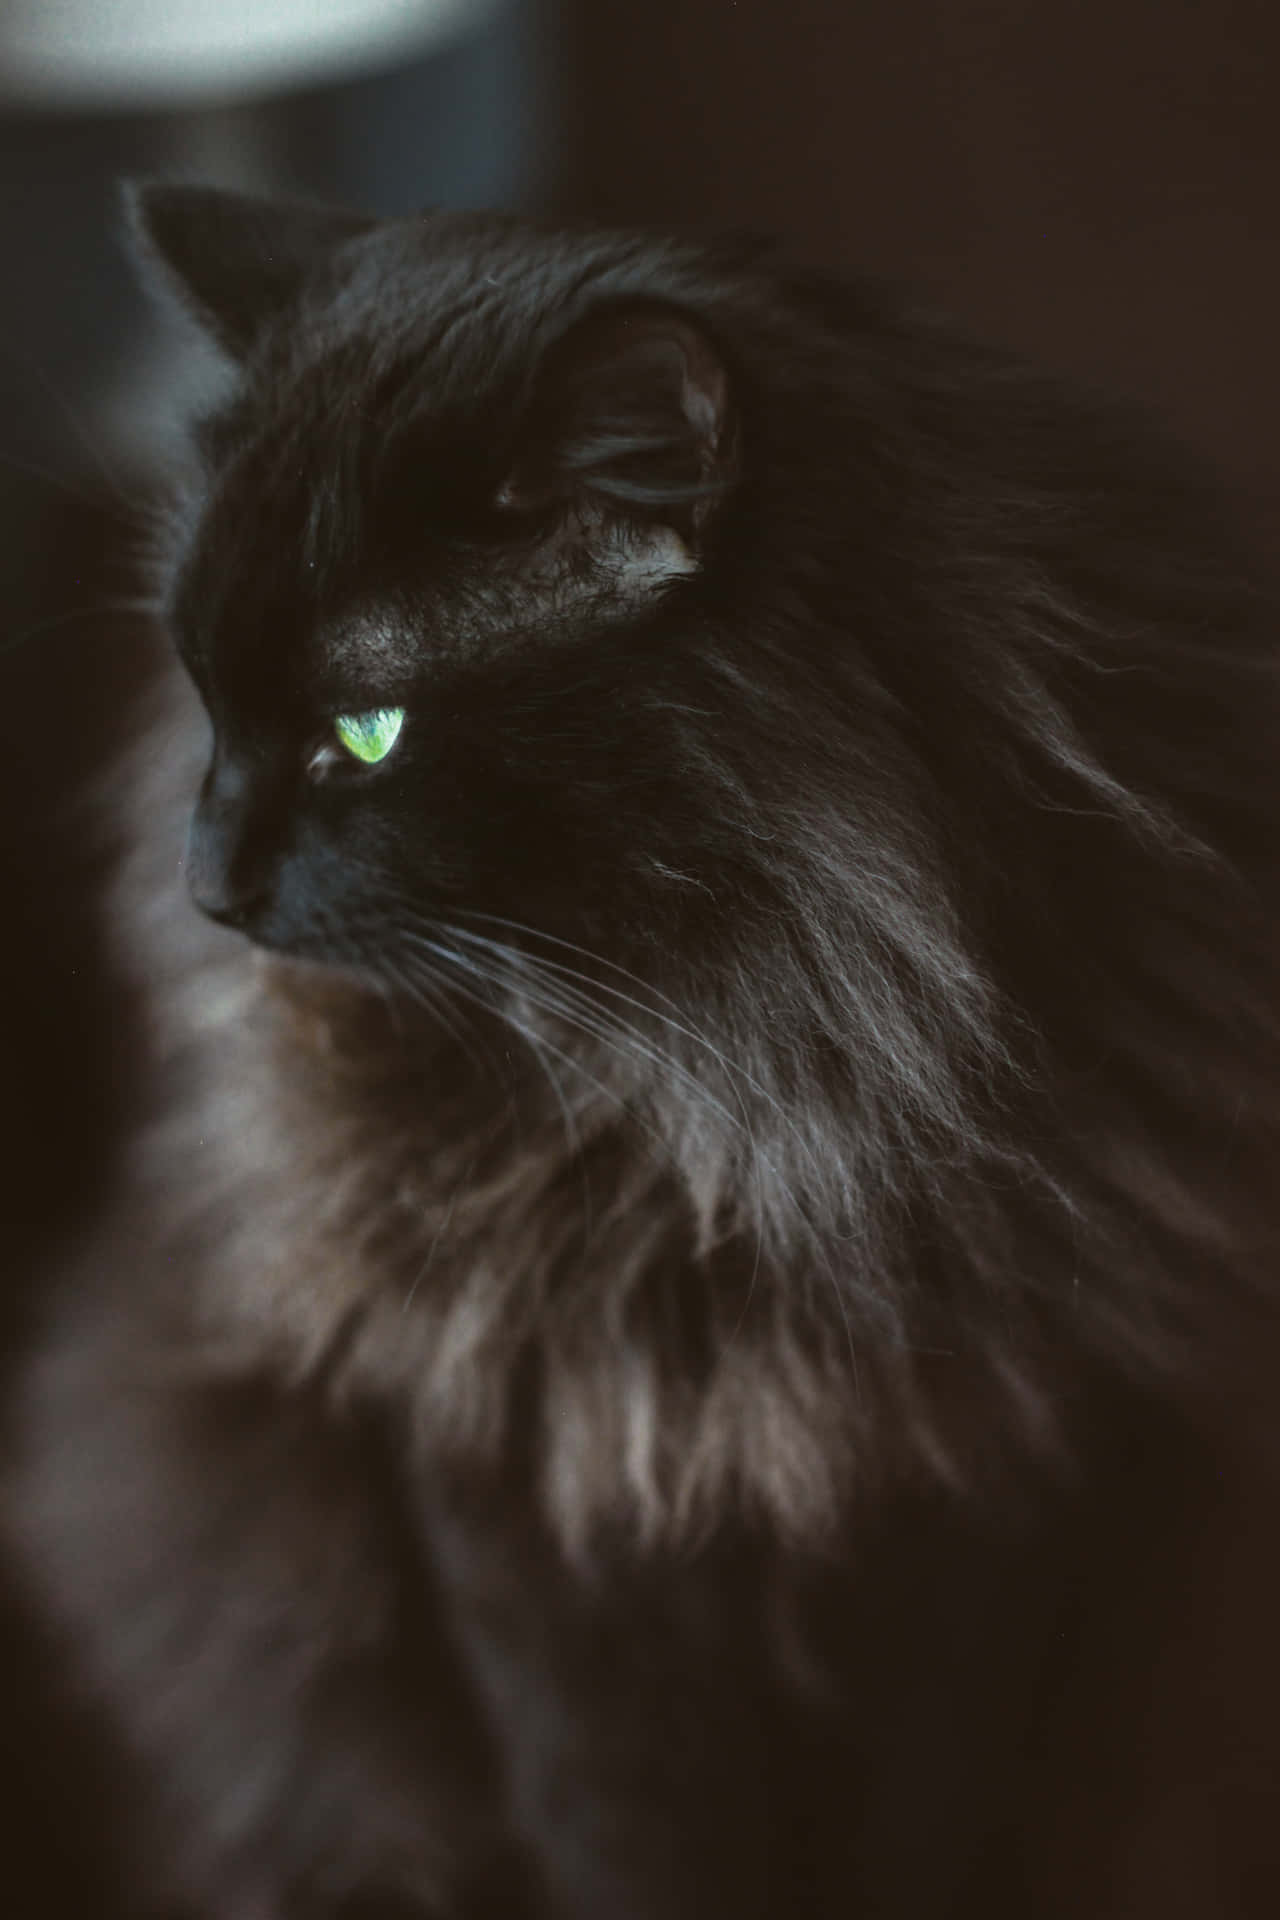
[197,996,861,1554]
[380,1459,1077,1920]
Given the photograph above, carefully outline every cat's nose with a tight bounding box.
[188,875,269,931]
[185,816,273,931]
[186,751,278,932]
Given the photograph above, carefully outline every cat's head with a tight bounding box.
[128,187,764,984]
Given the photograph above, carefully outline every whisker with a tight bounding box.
[444,924,830,1272]
[0,334,150,519]
[410,925,779,1304]
[360,892,511,1087]
[453,907,832,1194]
[0,596,160,661]
[444,920,876,1368]
[377,905,871,1378]
[449,925,746,1140]
[400,930,667,1153]
[380,948,500,1086]
[396,937,613,1247]
[0,445,109,512]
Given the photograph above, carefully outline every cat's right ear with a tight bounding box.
[123,181,374,362]
[499,302,739,542]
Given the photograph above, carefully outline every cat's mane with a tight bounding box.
[99,202,1280,1556]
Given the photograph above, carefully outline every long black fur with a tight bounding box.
[8,189,1280,1917]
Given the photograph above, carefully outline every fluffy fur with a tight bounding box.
[9,189,1280,1917]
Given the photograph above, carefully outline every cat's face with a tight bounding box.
[140,192,741,991]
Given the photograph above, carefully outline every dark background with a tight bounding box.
[561,0,1280,539]
[0,0,1277,1907]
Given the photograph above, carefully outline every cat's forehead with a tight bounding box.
[173,313,509,627]
[172,405,695,703]
[308,514,695,683]
[189,219,591,472]
[168,219,717,692]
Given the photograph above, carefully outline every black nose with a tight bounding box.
[185,808,274,933]
[186,746,283,933]
[188,876,270,931]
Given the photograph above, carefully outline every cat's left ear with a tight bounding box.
[500,302,738,543]
[124,181,374,362]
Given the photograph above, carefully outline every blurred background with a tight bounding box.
[0,0,1277,1907]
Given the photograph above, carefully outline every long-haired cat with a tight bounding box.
[10,184,1280,1918]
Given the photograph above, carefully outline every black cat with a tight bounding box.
[10,185,1280,1917]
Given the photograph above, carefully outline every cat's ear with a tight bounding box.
[124,181,374,362]
[501,304,738,539]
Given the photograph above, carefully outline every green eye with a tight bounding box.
[332,706,405,765]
